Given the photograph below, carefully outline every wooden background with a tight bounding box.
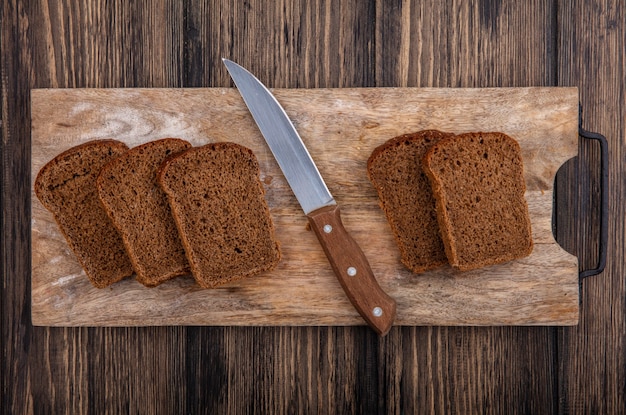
[2,0,623,413]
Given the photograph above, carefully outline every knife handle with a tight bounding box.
[307,205,397,336]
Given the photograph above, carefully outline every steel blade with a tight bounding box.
[223,59,335,214]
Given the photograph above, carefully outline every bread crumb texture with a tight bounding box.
[34,140,135,288]
[97,138,192,287]
[367,130,453,273]
[422,132,533,271]
[158,142,281,288]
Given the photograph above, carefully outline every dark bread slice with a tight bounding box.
[97,138,192,287]
[157,142,281,288]
[34,139,134,288]
[422,132,533,271]
[367,130,453,273]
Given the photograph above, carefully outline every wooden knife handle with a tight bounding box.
[307,205,397,336]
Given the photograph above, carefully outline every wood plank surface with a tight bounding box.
[31,87,579,327]
[3,0,624,413]
[556,0,626,414]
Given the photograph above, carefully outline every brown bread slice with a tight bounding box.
[34,139,134,288]
[422,132,533,271]
[97,138,192,287]
[157,142,281,288]
[367,130,452,273]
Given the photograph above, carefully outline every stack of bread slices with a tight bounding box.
[367,130,533,273]
[35,138,281,288]
[36,130,532,289]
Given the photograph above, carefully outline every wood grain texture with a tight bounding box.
[31,87,579,327]
[3,0,624,414]
[556,0,626,413]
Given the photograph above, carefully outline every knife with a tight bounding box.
[223,59,397,336]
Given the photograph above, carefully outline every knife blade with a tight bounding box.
[223,59,397,336]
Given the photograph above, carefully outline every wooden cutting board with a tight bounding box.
[31,87,579,327]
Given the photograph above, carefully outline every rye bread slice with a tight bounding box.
[157,142,281,288]
[422,132,533,271]
[97,138,192,287]
[367,130,452,273]
[34,139,134,288]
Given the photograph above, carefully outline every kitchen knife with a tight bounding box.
[223,59,397,336]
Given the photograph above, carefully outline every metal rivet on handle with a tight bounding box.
[373,307,383,317]
[323,224,333,233]
[347,267,357,276]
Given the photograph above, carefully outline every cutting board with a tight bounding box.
[31,87,579,327]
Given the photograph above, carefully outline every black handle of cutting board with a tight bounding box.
[577,105,609,279]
